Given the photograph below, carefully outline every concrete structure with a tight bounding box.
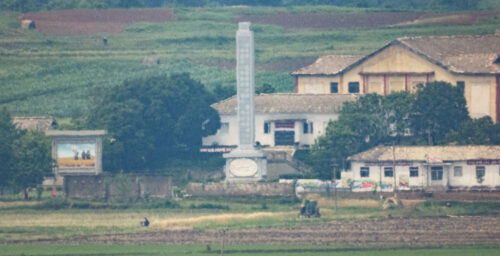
[344,145,500,192]
[222,22,267,182]
[203,93,357,147]
[186,182,295,197]
[64,174,172,201]
[293,35,500,122]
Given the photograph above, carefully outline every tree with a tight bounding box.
[446,116,500,145]
[0,108,52,194]
[311,93,391,179]
[310,81,469,179]
[87,73,220,172]
[12,131,53,191]
[411,81,469,145]
[256,83,275,94]
[0,107,19,189]
[212,84,235,102]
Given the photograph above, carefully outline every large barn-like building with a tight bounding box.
[293,35,500,122]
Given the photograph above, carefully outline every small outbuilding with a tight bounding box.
[21,19,36,29]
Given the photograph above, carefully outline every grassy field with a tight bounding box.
[1,6,500,117]
[1,244,500,256]
[1,193,500,243]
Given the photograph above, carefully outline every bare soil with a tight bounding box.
[19,9,176,35]
[23,216,500,246]
[235,11,500,30]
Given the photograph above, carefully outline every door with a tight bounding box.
[274,131,295,146]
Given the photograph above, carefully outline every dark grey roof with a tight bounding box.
[293,34,500,76]
[212,93,358,115]
[397,35,500,74]
[349,145,500,162]
[292,55,362,75]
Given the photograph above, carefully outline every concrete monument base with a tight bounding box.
[223,149,267,182]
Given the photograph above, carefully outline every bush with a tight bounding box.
[35,197,69,210]
[189,203,229,210]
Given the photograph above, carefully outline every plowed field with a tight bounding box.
[235,11,500,30]
[19,9,176,35]
[26,216,500,246]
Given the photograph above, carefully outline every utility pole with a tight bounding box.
[332,160,338,212]
[392,142,397,199]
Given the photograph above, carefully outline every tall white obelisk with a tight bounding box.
[223,22,267,182]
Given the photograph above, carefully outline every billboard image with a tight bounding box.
[57,144,96,168]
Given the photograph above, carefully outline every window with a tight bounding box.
[476,166,485,183]
[384,167,394,177]
[360,167,370,177]
[348,82,360,93]
[454,166,463,177]
[220,122,229,134]
[456,81,465,92]
[330,82,338,93]
[431,166,443,181]
[303,122,313,134]
[264,122,270,134]
[410,167,419,177]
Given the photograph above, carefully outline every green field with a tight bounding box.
[1,6,500,117]
[1,244,500,256]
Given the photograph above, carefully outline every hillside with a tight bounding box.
[1,6,500,117]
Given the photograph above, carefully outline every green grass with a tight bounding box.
[1,7,500,117]
[0,244,499,256]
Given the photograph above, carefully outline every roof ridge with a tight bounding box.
[398,34,499,41]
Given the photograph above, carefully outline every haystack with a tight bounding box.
[143,56,160,67]
[21,19,36,29]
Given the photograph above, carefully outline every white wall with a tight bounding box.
[202,113,339,147]
[346,160,500,192]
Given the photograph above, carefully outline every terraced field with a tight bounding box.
[1,6,500,117]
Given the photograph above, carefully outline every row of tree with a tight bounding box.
[310,82,500,179]
[1,0,486,12]
[0,108,52,193]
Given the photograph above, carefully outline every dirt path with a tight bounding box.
[25,216,500,246]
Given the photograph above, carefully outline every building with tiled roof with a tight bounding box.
[293,34,500,122]
[203,93,357,147]
[13,116,56,131]
[344,145,500,192]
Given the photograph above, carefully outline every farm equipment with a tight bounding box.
[299,200,320,218]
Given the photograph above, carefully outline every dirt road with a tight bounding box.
[34,215,500,246]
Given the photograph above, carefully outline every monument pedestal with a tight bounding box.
[223,149,267,182]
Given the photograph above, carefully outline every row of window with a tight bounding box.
[263,121,314,134]
[330,82,359,94]
[329,81,465,94]
[360,165,490,181]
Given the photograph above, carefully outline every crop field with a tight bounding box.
[1,6,500,117]
[1,195,500,255]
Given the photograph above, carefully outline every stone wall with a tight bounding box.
[186,182,295,197]
[64,174,172,202]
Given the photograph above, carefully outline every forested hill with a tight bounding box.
[3,0,500,12]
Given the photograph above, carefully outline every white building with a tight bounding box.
[203,93,357,147]
[344,145,500,192]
